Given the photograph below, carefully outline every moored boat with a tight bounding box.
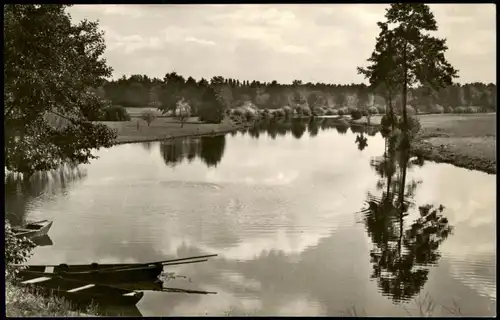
[19,263,164,284]
[20,276,144,306]
[13,220,53,239]
[15,253,218,284]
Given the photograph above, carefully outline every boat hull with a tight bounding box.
[13,220,53,239]
[20,263,163,284]
[22,276,144,306]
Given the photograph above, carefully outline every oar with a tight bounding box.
[91,258,211,273]
[156,254,218,265]
[160,287,217,295]
[10,253,218,269]
[77,256,215,273]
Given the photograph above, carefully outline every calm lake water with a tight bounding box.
[6,118,496,316]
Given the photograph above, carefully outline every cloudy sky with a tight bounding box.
[68,4,495,84]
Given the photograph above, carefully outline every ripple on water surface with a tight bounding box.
[7,127,496,317]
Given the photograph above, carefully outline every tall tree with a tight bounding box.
[197,86,225,123]
[358,22,402,129]
[4,5,116,176]
[158,72,186,114]
[386,4,459,130]
[360,4,458,132]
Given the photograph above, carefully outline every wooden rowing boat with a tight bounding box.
[21,276,144,306]
[19,263,164,284]
[13,220,53,239]
[15,254,218,284]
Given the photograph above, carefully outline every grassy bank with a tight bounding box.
[101,117,245,144]
[104,113,496,174]
[6,278,97,317]
[353,113,496,174]
[410,114,496,174]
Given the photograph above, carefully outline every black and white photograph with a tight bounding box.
[4,3,496,317]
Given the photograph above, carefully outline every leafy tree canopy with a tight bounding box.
[4,4,117,176]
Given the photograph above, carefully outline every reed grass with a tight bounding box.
[5,278,99,317]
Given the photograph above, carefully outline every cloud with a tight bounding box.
[67,4,496,84]
[210,6,298,27]
[184,36,216,46]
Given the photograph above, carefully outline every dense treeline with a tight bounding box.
[93,73,496,119]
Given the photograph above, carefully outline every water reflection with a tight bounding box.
[159,136,226,168]
[32,235,53,247]
[141,142,153,153]
[240,118,379,141]
[4,166,86,225]
[10,121,494,316]
[159,119,379,169]
[361,133,454,302]
[290,118,307,139]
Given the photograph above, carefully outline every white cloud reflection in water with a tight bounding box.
[15,129,494,316]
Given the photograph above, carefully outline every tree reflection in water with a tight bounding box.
[160,135,226,168]
[351,125,369,151]
[158,118,380,170]
[290,118,307,139]
[4,165,86,225]
[361,132,454,303]
[307,118,320,138]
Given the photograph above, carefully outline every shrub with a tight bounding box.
[301,106,312,117]
[244,109,256,121]
[337,108,345,116]
[103,105,131,121]
[381,113,397,128]
[406,105,416,115]
[281,106,292,118]
[377,105,386,114]
[407,115,422,136]
[369,107,379,115]
[140,110,157,126]
[350,108,363,120]
[296,106,311,117]
[313,107,325,116]
[175,99,191,127]
[273,109,285,118]
[445,106,454,114]
[362,109,369,117]
[431,104,445,114]
[232,108,244,116]
[293,105,303,116]
[466,106,480,113]
[5,220,36,279]
[257,109,269,120]
[325,109,335,116]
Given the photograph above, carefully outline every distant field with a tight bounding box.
[100,117,242,144]
[358,113,495,134]
[353,113,496,173]
[412,113,495,174]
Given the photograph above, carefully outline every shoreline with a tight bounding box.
[109,114,496,175]
[113,125,247,145]
[350,114,496,175]
[410,137,496,175]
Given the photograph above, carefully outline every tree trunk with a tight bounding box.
[388,90,394,130]
[402,40,408,132]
